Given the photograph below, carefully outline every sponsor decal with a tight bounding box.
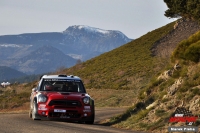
[84,106,91,109]
[83,110,91,112]
[44,79,80,82]
[54,109,66,113]
[38,104,48,110]
[168,107,198,132]
[83,106,91,112]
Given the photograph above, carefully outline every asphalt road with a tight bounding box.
[0,107,148,133]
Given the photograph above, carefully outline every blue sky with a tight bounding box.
[0,0,176,38]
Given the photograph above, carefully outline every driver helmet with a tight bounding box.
[44,85,53,91]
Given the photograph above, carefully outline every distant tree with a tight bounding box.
[164,0,200,21]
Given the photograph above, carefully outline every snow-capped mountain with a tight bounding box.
[0,25,132,74]
[63,25,110,34]
[62,25,132,60]
[63,25,130,42]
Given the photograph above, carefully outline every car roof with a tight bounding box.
[41,75,81,80]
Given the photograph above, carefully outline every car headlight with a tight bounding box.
[83,97,90,104]
[38,94,47,103]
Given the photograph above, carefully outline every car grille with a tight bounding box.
[48,100,82,107]
[48,111,81,118]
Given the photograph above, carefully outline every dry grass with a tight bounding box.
[0,86,136,113]
[87,89,138,107]
[0,102,29,114]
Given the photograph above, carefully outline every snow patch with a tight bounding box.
[77,25,109,34]
[0,44,21,48]
[0,44,33,48]
[67,54,82,60]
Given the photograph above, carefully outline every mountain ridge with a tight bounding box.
[0,66,26,82]
[0,25,132,74]
[15,45,76,74]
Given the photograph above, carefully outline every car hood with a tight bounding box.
[39,91,89,100]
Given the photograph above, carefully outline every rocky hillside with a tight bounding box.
[151,18,200,59]
[102,19,200,132]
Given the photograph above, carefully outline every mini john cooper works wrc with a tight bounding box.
[29,75,95,124]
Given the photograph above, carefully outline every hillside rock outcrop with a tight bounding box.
[168,77,183,95]
[151,18,200,58]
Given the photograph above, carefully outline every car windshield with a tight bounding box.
[40,79,86,93]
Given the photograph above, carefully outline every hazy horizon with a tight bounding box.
[0,0,176,38]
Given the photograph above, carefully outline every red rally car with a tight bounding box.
[29,74,95,124]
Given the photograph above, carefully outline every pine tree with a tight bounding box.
[164,0,200,21]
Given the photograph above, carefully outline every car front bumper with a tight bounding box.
[37,104,94,121]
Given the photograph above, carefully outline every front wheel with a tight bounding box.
[29,109,32,118]
[32,101,41,120]
[85,114,95,124]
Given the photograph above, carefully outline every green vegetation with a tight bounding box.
[87,89,138,107]
[0,8,199,132]
[64,22,175,90]
[102,27,200,131]
[0,22,176,132]
[172,31,200,62]
[164,0,200,21]
[184,41,200,62]
[155,109,165,117]
[0,84,31,110]
[95,19,199,130]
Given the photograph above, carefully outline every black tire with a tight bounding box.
[85,121,94,124]
[29,102,32,118]
[85,114,95,124]
[29,109,32,118]
[32,101,41,120]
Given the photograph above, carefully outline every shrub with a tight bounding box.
[150,79,164,88]
[136,109,150,120]
[193,73,200,80]
[185,93,195,101]
[135,102,146,109]
[139,122,148,128]
[180,66,188,77]
[172,69,181,78]
[184,41,200,62]
[190,88,200,95]
[162,98,169,103]
[155,109,165,117]
[159,91,167,99]
[172,31,200,62]
[179,86,189,93]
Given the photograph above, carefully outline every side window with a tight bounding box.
[79,81,86,93]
